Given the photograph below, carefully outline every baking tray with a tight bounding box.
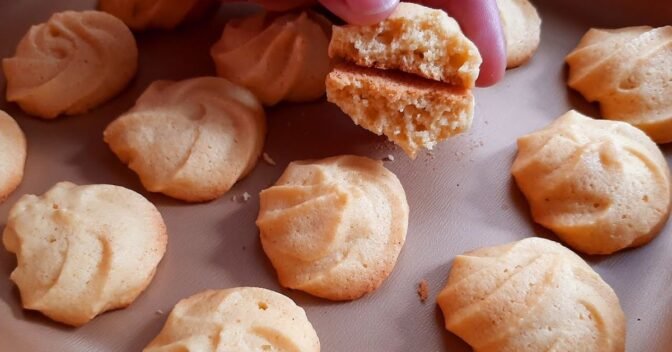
[1,0,671,351]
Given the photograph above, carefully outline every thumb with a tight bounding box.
[319,0,399,25]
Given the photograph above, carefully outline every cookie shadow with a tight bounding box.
[562,65,600,119]
[265,100,387,162]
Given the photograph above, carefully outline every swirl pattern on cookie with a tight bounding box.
[512,110,671,255]
[99,0,217,30]
[566,26,672,143]
[437,238,626,352]
[2,10,137,118]
[144,288,320,352]
[0,111,27,203]
[2,182,167,326]
[211,11,332,106]
[257,155,409,300]
[104,77,266,202]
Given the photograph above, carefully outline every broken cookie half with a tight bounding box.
[326,2,481,158]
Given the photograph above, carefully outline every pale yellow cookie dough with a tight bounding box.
[257,155,409,301]
[2,182,167,326]
[144,287,320,352]
[437,238,626,352]
[566,26,672,143]
[0,110,26,203]
[512,110,671,255]
[211,10,332,106]
[104,77,266,202]
[3,10,137,118]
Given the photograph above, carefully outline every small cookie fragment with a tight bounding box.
[417,280,428,303]
[2,182,167,326]
[329,2,482,88]
[211,10,332,106]
[104,77,266,203]
[2,11,137,118]
[326,64,474,158]
[496,0,542,68]
[257,155,409,301]
[99,0,218,30]
[0,111,26,203]
[512,110,671,255]
[144,288,320,352]
[437,238,626,352]
[566,26,672,143]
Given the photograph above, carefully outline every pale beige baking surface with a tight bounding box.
[1,1,672,351]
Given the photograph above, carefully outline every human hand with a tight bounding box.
[250,0,506,86]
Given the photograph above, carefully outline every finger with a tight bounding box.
[319,0,399,25]
[246,0,317,11]
[420,0,506,86]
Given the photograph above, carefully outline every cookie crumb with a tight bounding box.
[383,154,395,162]
[155,309,164,315]
[417,280,429,303]
[242,192,252,202]
[231,195,238,202]
[262,152,276,166]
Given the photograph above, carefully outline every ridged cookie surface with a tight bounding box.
[2,11,137,118]
[211,11,331,106]
[437,237,625,352]
[104,77,266,202]
[512,110,671,255]
[2,182,167,326]
[144,287,320,352]
[566,26,672,143]
[257,155,409,300]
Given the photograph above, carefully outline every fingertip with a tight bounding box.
[319,0,398,25]
[437,0,507,87]
[475,45,506,87]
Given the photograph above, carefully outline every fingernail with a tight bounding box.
[345,0,398,15]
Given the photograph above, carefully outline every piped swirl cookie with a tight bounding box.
[0,111,27,203]
[144,287,320,352]
[566,26,672,143]
[2,182,167,326]
[437,237,626,352]
[2,10,137,119]
[257,155,409,301]
[211,11,332,106]
[104,77,266,202]
[512,110,671,255]
[99,0,217,31]
[496,0,542,68]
